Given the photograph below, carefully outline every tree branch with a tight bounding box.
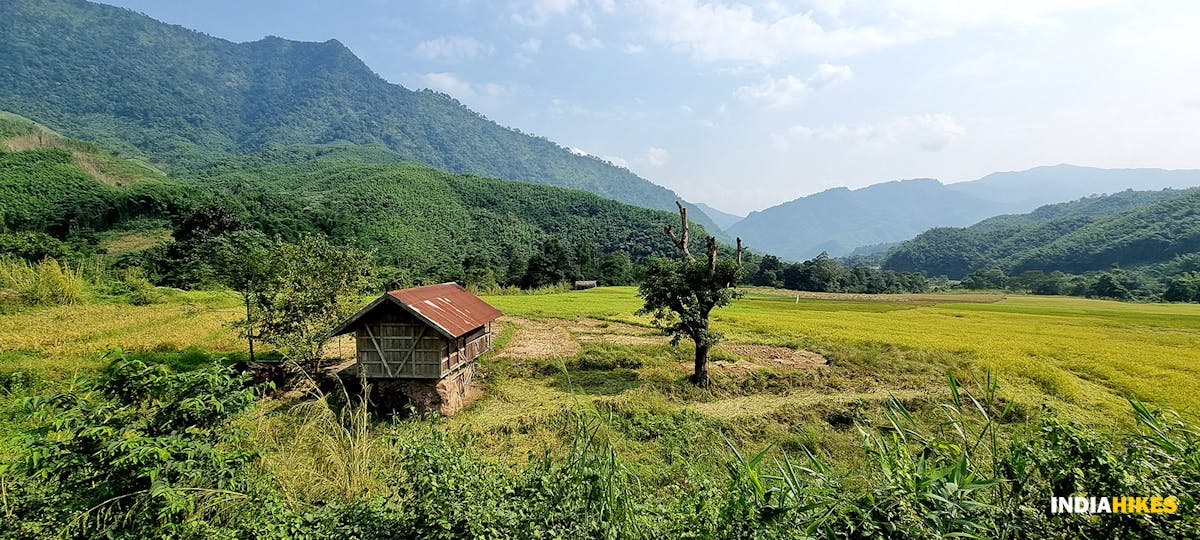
[665,201,693,260]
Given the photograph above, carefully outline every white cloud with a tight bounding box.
[635,0,1123,64]
[622,43,646,54]
[566,33,603,50]
[735,63,853,107]
[520,38,542,53]
[511,0,579,26]
[774,114,966,151]
[603,154,630,168]
[645,146,670,166]
[412,36,493,61]
[806,63,854,89]
[419,72,515,102]
[566,146,629,168]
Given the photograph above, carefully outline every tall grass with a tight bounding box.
[0,257,85,305]
[258,378,385,503]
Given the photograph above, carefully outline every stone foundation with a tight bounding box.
[369,362,476,416]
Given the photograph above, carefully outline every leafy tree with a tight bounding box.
[522,238,576,288]
[598,250,634,285]
[159,203,251,287]
[962,268,1008,290]
[211,230,274,362]
[252,235,375,374]
[638,204,744,387]
[1089,273,1131,300]
[750,254,785,288]
[1164,272,1200,302]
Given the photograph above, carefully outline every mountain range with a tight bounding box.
[2,0,1198,282]
[728,165,1200,260]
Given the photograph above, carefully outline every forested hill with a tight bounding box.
[0,0,722,233]
[0,111,715,286]
[881,188,1200,278]
[184,144,713,281]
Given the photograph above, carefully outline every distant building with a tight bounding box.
[331,282,502,415]
[574,280,598,290]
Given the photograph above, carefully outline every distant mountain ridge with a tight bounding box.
[0,0,724,233]
[731,165,1200,260]
[692,202,744,231]
[729,178,1011,260]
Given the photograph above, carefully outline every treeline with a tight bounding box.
[743,253,929,293]
[960,266,1200,302]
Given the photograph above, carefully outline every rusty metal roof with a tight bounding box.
[387,283,502,338]
[331,282,502,339]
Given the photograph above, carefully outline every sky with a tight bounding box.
[98,0,1200,215]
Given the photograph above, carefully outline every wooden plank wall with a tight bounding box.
[356,310,447,379]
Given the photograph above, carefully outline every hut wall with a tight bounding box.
[355,310,448,379]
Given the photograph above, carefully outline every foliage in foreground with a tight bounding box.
[2,359,1197,539]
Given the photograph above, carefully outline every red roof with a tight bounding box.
[386,283,502,338]
[331,283,502,339]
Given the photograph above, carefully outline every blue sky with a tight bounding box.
[99,0,1200,215]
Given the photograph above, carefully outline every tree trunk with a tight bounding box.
[244,294,256,362]
[692,342,711,387]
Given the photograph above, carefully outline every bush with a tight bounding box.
[1,353,263,538]
[0,257,85,305]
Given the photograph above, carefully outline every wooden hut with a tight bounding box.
[330,282,502,415]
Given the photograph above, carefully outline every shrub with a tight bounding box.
[1,352,264,537]
[0,257,85,305]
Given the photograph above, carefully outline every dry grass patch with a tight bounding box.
[494,316,580,359]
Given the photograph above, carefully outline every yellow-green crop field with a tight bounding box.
[2,286,1198,479]
[483,287,1200,417]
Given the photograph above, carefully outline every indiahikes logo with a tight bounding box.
[1051,496,1179,514]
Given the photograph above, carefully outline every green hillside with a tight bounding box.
[0,112,712,285]
[882,189,1200,278]
[184,144,710,281]
[0,112,186,256]
[0,0,723,234]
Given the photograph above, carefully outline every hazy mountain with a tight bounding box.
[0,0,723,234]
[882,188,1200,278]
[692,202,744,231]
[947,164,1200,207]
[729,178,1010,260]
[732,166,1200,260]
